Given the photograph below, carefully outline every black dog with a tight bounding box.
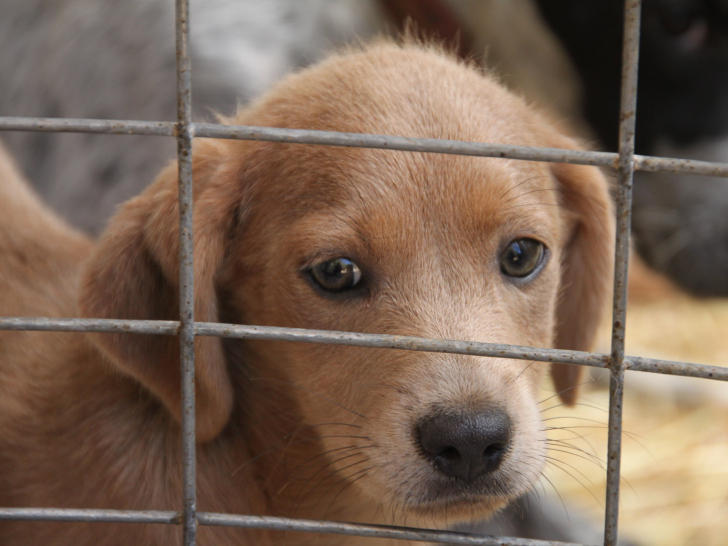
[537,0,728,295]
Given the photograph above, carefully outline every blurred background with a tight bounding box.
[2,0,728,544]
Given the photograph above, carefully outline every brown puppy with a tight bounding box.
[0,42,614,545]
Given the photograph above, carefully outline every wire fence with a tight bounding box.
[0,1,726,545]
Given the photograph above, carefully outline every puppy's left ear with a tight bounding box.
[80,139,244,442]
[548,137,615,404]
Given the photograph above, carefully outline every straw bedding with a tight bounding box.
[548,262,728,545]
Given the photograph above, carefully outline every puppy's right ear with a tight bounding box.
[547,136,615,405]
[79,139,245,443]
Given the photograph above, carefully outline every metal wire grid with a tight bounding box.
[0,1,726,545]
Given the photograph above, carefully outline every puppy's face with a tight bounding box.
[82,44,613,524]
[221,143,564,518]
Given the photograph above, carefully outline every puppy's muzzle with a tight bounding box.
[417,409,512,484]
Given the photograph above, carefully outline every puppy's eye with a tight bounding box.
[500,238,545,279]
[310,258,362,292]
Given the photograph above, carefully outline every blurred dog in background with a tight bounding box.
[536,0,728,296]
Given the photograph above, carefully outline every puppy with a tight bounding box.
[0,42,614,545]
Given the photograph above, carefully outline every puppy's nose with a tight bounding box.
[418,409,511,483]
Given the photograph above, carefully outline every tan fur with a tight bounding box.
[0,42,614,545]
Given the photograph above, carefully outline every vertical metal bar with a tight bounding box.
[175,0,197,545]
[604,1,642,545]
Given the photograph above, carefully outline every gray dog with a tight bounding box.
[0,0,383,233]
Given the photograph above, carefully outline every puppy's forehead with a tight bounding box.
[258,145,560,263]
[301,147,554,223]
[238,45,566,260]
[240,44,545,149]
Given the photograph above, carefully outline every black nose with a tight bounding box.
[418,409,511,483]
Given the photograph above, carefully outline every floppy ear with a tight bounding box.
[79,139,243,442]
[549,144,615,404]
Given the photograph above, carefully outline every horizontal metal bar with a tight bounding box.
[0,316,607,367]
[633,154,728,177]
[2,116,728,178]
[3,317,728,380]
[0,317,179,335]
[0,508,180,524]
[193,322,608,367]
[625,356,728,380]
[0,508,584,545]
[0,117,175,136]
[193,323,728,381]
[197,513,584,546]
[193,122,615,167]
[196,123,728,178]
[196,323,727,382]
[626,357,728,380]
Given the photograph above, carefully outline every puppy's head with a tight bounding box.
[80,43,613,522]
